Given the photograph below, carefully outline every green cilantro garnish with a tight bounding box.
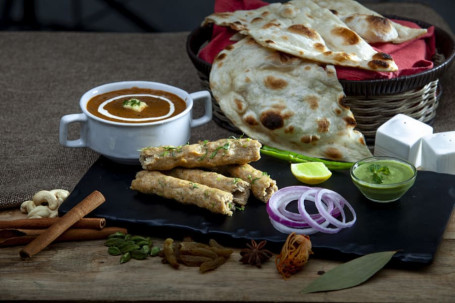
[209,142,230,159]
[368,164,390,184]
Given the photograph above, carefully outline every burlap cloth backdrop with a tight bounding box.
[0,3,453,210]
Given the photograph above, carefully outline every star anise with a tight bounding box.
[239,239,274,268]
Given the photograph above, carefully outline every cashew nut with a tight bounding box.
[20,200,36,214]
[50,189,70,206]
[20,189,70,218]
[32,190,60,210]
[28,205,58,218]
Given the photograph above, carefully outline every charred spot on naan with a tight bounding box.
[374,52,393,61]
[331,27,361,45]
[260,110,284,130]
[244,114,259,126]
[337,95,349,109]
[284,125,295,134]
[287,24,318,40]
[333,52,351,63]
[368,60,390,70]
[324,147,343,160]
[343,116,357,127]
[330,9,339,16]
[357,134,367,146]
[267,51,298,64]
[313,43,326,52]
[365,15,393,34]
[317,118,330,133]
[300,135,320,144]
[264,76,288,90]
[234,98,246,113]
[279,4,298,18]
[262,21,281,29]
[251,17,264,24]
[305,95,319,110]
[368,52,394,70]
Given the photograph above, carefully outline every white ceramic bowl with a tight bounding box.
[59,81,212,164]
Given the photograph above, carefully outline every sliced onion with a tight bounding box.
[315,189,356,228]
[266,186,332,228]
[297,189,342,234]
[266,186,356,235]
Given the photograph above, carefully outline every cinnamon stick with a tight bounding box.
[1,227,127,247]
[19,190,106,259]
[0,217,106,230]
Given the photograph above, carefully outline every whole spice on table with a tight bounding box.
[1,226,127,247]
[105,232,161,264]
[19,190,106,259]
[160,237,233,272]
[276,232,313,279]
[239,239,273,268]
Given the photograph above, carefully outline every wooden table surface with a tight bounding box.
[1,207,454,302]
[1,2,454,302]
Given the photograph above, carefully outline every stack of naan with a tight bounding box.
[204,0,427,162]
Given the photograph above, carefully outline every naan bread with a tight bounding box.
[313,0,427,43]
[203,0,397,72]
[210,37,372,162]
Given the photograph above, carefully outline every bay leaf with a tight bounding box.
[301,250,397,294]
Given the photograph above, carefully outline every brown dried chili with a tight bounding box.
[276,232,313,279]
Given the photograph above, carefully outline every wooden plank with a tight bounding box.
[0,209,454,302]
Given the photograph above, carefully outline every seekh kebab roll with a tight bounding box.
[140,138,261,171]
[166,168,251,206]
[131,170,235,216]
[216,164,278,203]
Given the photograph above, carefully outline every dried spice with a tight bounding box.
[105,232,160,264]
[239,239,274,268]
[276,232,313,279]
[302,251,397,293]
[160,238,233,273]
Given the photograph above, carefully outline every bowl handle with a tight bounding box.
[190,91,212,128]
[59,113,88,147]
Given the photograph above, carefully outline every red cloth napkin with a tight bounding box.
[198,0,436,80]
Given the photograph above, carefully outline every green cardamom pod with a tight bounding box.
[150,246,160,257]
[120,244,140,254]
[131,250,148,260]
[141,245,151,255]
[131,235,147,243]
[108,246,122,256]
[107,232,126,239]
[120,252,131,264]
[104,238,125,247]
[135,240,149,247]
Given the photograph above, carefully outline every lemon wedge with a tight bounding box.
[291,162,332,184]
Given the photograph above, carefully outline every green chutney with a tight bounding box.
[351,158,416,203]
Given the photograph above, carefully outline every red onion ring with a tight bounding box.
[315,189,356,228]
[266,186,356,235]
[298,189,343,234]
[266,186,332,228]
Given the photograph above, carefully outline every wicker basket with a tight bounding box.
[186,17,455,145]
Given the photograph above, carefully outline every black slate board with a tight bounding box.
[60,155,455,265]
